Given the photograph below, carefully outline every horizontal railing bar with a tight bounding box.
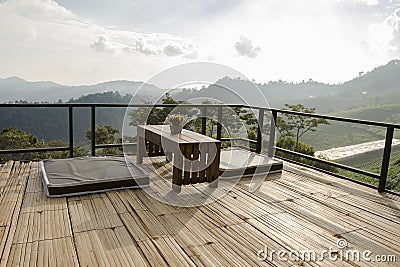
[97,143,141,149]
[0,103,246,108]
[220,137,257,144]
[0,146,70,154]
[268,107,399,129]
[95,144,122,149]
[238,104,400,128]
[275,147,381,179]
[276,155,381,191]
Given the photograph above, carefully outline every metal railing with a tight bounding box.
[1,103,399,194]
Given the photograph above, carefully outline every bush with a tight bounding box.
[276,137,337,173]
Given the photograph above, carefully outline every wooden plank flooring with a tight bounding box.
[0,159,399,266]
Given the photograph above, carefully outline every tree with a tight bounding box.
[0,127,84,161]
[85,125,122,156]
[0,127,39,161]
[128,93,191,127]
[276,104,329,149]
[0,127,39,150]
[275,104,336,173]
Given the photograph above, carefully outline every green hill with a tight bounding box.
[301,104,400,151]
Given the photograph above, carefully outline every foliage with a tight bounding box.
[0,91,133,145]
[184,101,260,149]
[302,104,400,151]
[128,95,261,149]
[276,136,338,172]
[276,137,315,155]
[0,127,39,150]
[274,104,336,172]
[165,114,186,125]
[340,164,400,192]
[128,93,193,127]
[338,148,400,192]
[0,127,84,161]
[276,104,329,149]
[85,125,121,156]
[70,91,132,103]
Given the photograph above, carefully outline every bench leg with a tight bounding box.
[172,151,183,193]
[165,151,172,162]
[137,136,145,164]
[172,184,182,193]
[208,179,218,188]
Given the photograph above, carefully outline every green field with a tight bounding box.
[338,148,400,192]
[301,104,400,150]
[293,104,400,192]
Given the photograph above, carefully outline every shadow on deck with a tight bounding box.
[0,158,399,266]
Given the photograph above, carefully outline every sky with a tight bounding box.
[0,0,399,85]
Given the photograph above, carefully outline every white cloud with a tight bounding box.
[335,0,380,6]
[1,0,399,86]
[7,0,76,21]
[90,33,197,58]
[388,8,400,51]
[130,37,160,55]
[1,0,197,58]
[90,36,117,54]
[357,0,379,6]
[234,35,261,58]
[366,7,400,55]
[0,0,199,84]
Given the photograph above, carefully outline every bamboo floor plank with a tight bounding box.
[1,159,399,267]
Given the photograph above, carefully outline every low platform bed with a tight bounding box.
[219,147,283,178]
[40,156,149,197]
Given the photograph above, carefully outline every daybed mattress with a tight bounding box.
[219,147,283,177]
[40,156,149,197]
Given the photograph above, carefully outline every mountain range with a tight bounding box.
[1,59,400,113]
[175,59,400,112]
[0,77,164,102]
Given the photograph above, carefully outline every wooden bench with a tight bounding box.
[137,125,221,192]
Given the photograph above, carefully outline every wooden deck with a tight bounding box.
[0,158,399,266]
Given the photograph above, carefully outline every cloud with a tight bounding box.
[356,0,379,6]
[334,0,379,6]
[130,37,160,55]
[1,0,197,59]
[6,0,76,21]
[163,41,197,59]
[234,35,261,58]
[365,7,400,55]
[91,33,197,58]
[387,8,400,52]
[90,36,117,54]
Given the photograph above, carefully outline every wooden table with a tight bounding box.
[137,125,221,192]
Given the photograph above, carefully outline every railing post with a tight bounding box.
[268,110,277,158]
[379,126,394,193]
[217,106,222,140]
[256,108,264,153]
[201,106,207,135]
[68,106,74,158]
[91,105,96,156]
